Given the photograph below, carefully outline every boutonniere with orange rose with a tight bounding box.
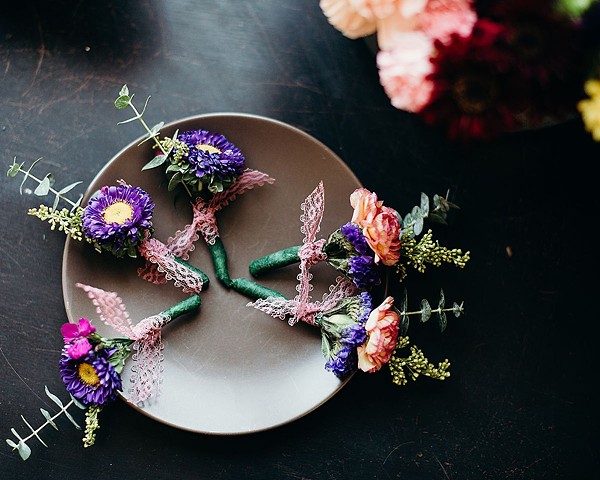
[248,181,470,384]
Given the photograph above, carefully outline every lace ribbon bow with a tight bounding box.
[138,169,274,283]
[248,275,357,326]
[77,283,170,405]
[137,233,205,295]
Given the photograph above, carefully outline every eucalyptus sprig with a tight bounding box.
[397,288,463,335]
[6,386,86,460]
[7,158,86,240]
[399,190,460,237]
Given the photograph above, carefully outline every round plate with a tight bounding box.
[62,113,362,434]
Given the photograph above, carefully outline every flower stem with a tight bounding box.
[128,101,166,155]
[231,278,285,300]
[402,306,459,316]
[160,294,202,322]
[249,246,301,277]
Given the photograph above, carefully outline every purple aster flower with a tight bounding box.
[59,347,122,406]
[177,129,245,182]
[82,184,154,257]
[348,255,381,289]
[340,222,370,255]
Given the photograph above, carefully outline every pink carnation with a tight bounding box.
[357,296,400,372]
[420,0,476,44]
[377,31,434,112]
[350,187,401,266]
[319,0,377,39]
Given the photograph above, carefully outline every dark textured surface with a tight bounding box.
[1,1,598,479]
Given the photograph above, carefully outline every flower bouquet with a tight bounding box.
[7,161,209,295]
[114,86,283,300]
[6,285,201,459]
[320,0,600,141]
[248,181,468,382]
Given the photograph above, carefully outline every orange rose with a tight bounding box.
[350,188,401,266]
[357,296,399,373]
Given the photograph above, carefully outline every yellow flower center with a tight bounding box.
[103,201,133,224]
[78,362,100,387]
[195,143,221,155]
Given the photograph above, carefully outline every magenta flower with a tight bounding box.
[61,318,96,359]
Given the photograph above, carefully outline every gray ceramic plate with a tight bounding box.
[62,113,362,434]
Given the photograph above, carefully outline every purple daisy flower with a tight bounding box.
[177,129,245,183]
[321,292,372,379]
[59,348,122,406]
[82,184,154,258]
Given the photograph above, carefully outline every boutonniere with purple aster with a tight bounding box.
[114,85,281,300]
[7,160,209,295]
[247,182,468,384]
[6,285,200,459]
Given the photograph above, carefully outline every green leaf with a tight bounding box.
[119,85,129,97]
[114,95,131,110]
[6,438,18,448]
[7,159,23,177]
[20,158,43,194]
[438,289,446,311]
[142,154,167,171]
[58,181,82,195]
[438,310,447,333]
[40,409,58,430]
[413,217,424,236]
[63,409,81,430]
[70,395,87,410]
[420,192,429,217]
[400,314,410,336]
[166,163,181,173]
[149,122,164,136]
[44,386,63,408]
[453,301,463,318]
[16,440,31,460]
[167,171,182,191]
[400,289,408,315]
[420,299,431,323]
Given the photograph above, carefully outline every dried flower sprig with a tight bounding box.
[388,336,451,386]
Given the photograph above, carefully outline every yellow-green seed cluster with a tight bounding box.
[27,205,85,241]
[389,336,451,386]
[82,405,102,448]
[400,229,470,273]
[160,137,188,165]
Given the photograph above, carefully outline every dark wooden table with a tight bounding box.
[1,1,598,479]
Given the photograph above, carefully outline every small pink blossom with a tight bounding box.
[377,31,434,112]
[357,296,399,372]
[350,188,401,266]
[61,317,96,342]
[66,337,93,359]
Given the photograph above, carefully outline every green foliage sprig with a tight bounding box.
[388,336,451,386]
[399,190,460,237]
[7,158,86,241]
[396,288,463,335]
[6,386,86,460]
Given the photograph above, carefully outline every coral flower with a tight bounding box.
[82,184,154,257]
[350,188,401,266]
[319,0,378,39]
[578,79,600,142]
[357,296,399,372]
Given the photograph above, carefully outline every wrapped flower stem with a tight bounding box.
[249,246,301,277]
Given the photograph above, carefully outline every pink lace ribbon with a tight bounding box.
[138,168,274,282]
[247,276,357,326]
[137,235,204,295]
[76,283,170,405]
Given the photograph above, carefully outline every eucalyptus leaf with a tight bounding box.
[58,181,82,195]
[114,95,131,110]
[62,409,81,429]
[453,302,463,318]
[438,289,446,311]
[20,158,43,194]
[44,386,63,408]
[420,299,431,323]
[149,122,164,136]
[70,395,87,410]
[438,309,447,332]
[34,176,51,196]
[400,289,408,315]
[40,409,58,430]
[16,441,31,460]
[142,154,167,171]
[7,160,23,177]
[52,193,60,211]
[117,115,140,125]
[119,84,129,96]
[6,438,18,448]
[413,217,424,236]
[420,192,429,216]
[400,314,410,336]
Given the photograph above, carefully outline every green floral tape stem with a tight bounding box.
[249,246,301,277]
[161,294,202,321]
[231,278,285,301]
[172,257,210,287]
[208,238,233,287]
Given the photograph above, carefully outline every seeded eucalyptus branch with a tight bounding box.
[6,386,86,460]
[7,158,86,241]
